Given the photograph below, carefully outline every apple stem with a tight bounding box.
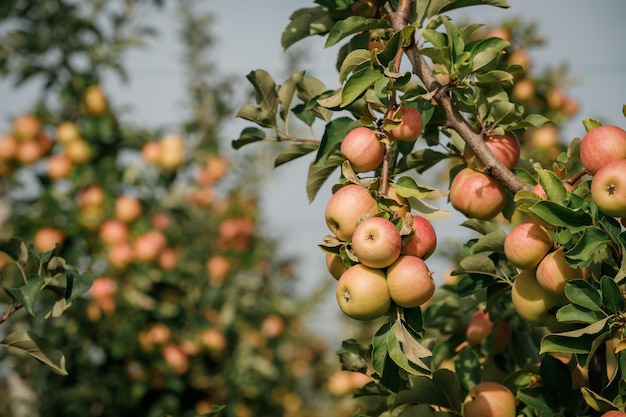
[386,1,530,195]
[381,140,392,197]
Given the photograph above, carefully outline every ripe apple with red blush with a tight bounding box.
[325,184,379,242]
[463,382,517,417]
[351,216,402,269]
[336,263,391,321]
[580,125,626,175]
[504,220,554,270]
[449,167,506,220]
[340,127,384,173]
[401,215,437,260]
[389,106,423,142]
[386,255,435,308]
[591,159,626,218]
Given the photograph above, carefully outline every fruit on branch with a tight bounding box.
[99,219,130,246]
[0,134,18,160]
[33,226,65,252]
[580,125,626,175]
[386,255,434,308]
[466,310,494,347]
[508,49,530,72]
[162,344,190,375]
[325,184,379,242]
[115,195,143,223]
[465,132,521,169]
[340,127,384,173]
[56,121,81,144]
[601,411,626,417]
[449,167,507,220]
[12,113,41,141]
[511,269,564,327]
[504,220,554,270]
[15,139,44,164]
[84,85,107,115]
[536,247,587,295]
[351,216,402,269]
[336,263,391,320]
[401,215,437,260]
[493,318,513,352]
[591,159,626,218]
[159,134,185,171]
[463,382,517,417]
[512,78,536,103]
[389,106,423,142]
[47,154,73,179]
[526,125,560,150]
[325,252,347,280]
[64,139,91,164]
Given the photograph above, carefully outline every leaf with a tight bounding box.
[235,105,276,129]
[325,16,389,48]
[564,279,602,311]
[556,304,605,324]
[281,7,331,50]
[231,127,267,150]
[600,275,625,314]
[6,274,45,316]
[341,67,385,107]
[395,149,451,174]
[0,234,28,265]
[470,229,506,254]
[306,155,343,203]
[454,345,481,392]
[314,117,355,166]
[453,253,497,275]
[528,200,592,232]
[392,176,447,200]
[246,69,278,113]
[278,71,305,120]
[274,142,319,168]
[540,354,572,405]
[565,226,611,268]
[581,387,620,412]
[297,76,333,122]
[339,49,371,84]
[0,331,67,375]
[394,318,432,372]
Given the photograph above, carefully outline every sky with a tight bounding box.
[2,0,626,341]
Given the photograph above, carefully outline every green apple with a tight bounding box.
[511,269,564,327]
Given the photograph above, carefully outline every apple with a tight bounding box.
[64,139,91,164]
[325,184,379,242]
[485,27,511,42]
[261,314,285,338]
[0,134,18,160]
[466,310,494,347]
[512,78,536,102]
[133,230,167,263]
[511,269,564,327]
[99,219,129,246]
[389,106,423,142]
[115,195,143,223]
[336,263,391,320]
[340,127,384,173]
[545,87,566,110]
[386,255,435,308]
[77,185,105,208]
[351,216,402,268]
[162,344,189,375]
[12,113,41,141]
[486,132,521,169]
[601,411,626,417]
[47,154,73,179]
[56,121,81,144]
[206,254,232,286]
[159,134,185,170]
[508,48,530,71]
[493,318,513,352]
[401,215,437,260]
[15,139,44,164]
[33,226,64,252]
[141,141,161,165]
[463,382,516,417]
[591,159,626,218]
[526,125,560,150]
[198,327,228,357]
[580,125,626,175]
[84,85,107,115]
[325,252,347,280]
[536,247,587,295]
[449,167,507,220]
[504,220,554,270]
[107,241,134,269]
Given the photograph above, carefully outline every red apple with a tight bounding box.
[463,382,516,417]
[99,219,129,246]
[386,255,434,308]
[511,269,564,327]
[336,263,391,320]
[486,132,521,169]
[512,78,536,102]
[47,154,73,179]
[389,106,423,142]
[493,318,513,352]
[12,114,41,141]
[449,168,506,220]
[504,220,554,270]
[591,159,626,218]
[162,344,189,375]
[601,411,626,417]
[580,125,626,175]
[340,127,384,173]
[33,227,64,252]
[325,184,379,241]
[466,310,494,347]
[401,215,437,260]
[351,216,402,268]
[536,247,587,295]
[115,195,143,223]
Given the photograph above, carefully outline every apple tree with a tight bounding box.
[233,0,626,416]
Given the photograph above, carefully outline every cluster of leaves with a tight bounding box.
[233,0,626,416]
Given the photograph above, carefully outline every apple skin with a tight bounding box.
[449,168,506,220]
[467,132,520,169]
[386,255,434,308]
[325,252,347,280]
[580,125,626,175]
[504,220,554,270]
[536,247,587,295]
[601,411,626,417]
[591,159,626,218]
[340,127,384,173]
[401,215,437,260]
[466,310,494,347]
[389,106,423,142]
[351,216,402,268]
[325,184,379,242]
[512,269,567,327]
[336,263,391,321]
[463,382,516,417]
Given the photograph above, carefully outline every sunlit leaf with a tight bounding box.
[0,331,67,375]
[282,7,332,50]
[0,234,28,265]
[6,273,44,316]
[564,280,602,311]
[325,16,389,48]
[341,67,385,107]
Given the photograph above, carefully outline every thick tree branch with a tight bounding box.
[387,0,530,194]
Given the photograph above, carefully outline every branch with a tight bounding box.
[0,302,23,325]
[387,1,530,194]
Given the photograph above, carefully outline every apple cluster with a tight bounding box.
[323,108,440,321]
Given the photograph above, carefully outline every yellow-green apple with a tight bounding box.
[449,167,506,220]
[389,106,423,142]
[325,252,347,280]
[511,269,564,327]
[466,310,494,347]
[591,159,626,218]
[512,78,536,102]
[12,113,41,141]
[325,184,379,241]
[340,127,384,173]
[386,255,435,308]
[351,216,402,268]
[504,220,554,270]
[159,134,185,170]
[336,263,391,320]
[56,121,81,144]
[526,125,560,150]
[401,215,437,260]
[64,139,91,164]
[536,247,587,295]
[84,85,107,115]
[580,125,626,175]
[463,382,516,417]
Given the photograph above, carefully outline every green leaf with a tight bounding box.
[581,387,620,413]
[556,304,605,324]
[306,155,343,203]
[454,345,481,392]
[341,67,385,107]
[235,105,276,129]
[0,331,67,375]
[339,49,371,84]
[470,229,506,254]
[281,7,332,50]
[528,200,592,232]
[274,142,319,168]
[537,169,569,203]
[392,176,446,200]
[565,226,611,268]
[325,16,389,48]
[600,275,625,314]
[297,76,333,122]
[0,234,28,265]
[540,354,572,406]
[314,117,355,166]
[469,39,507,73]
[231,127,267,150]
[372,320,393,376]
[564,279,602,311]
[278,71,305,121]
[394,148,451,174]
[6,274,45,316]
[392,318,431,372]
[453,253,497,275]
[246,69,278,113]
